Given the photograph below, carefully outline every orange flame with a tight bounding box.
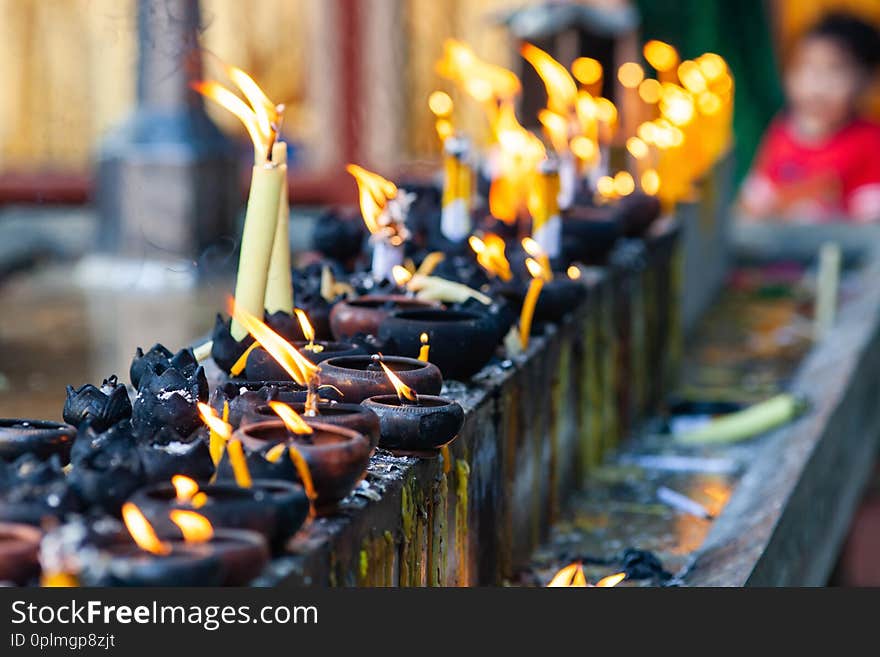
[522,238,553,281]
[547,562,588,587]
[192,62,282,162]
[169,510,214,543]
[392,265,413,288]
[436,39,521,104]
[469,234,513,282]
[489,102,546,224]
[567,265,581,280]
[538,109,570,155]
[268,400,314,435]
[294,308,316,345]
[171,475,199,503]
[596,572,626,587]
[198,402,232,440]
[345,164,400,239]
[122,503,170,556]
[520,43,578,115]
[379,361,418,403]
[266,442,318,515]
[229,299,319,386]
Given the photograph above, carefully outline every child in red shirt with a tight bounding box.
[740,13,880,223]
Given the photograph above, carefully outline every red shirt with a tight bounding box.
[741,116,880,222]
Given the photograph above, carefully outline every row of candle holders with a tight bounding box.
[0,187,664,586]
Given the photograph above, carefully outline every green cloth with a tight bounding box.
[635,0,785,184]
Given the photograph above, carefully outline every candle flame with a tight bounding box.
[226,438,252,488]
[596,572,626,588]
[522,238,553,281]
[171,475,199,503]
[520,43,578,115]
[392,265,413,288]
[489,102,546,224]
[617,62,645,89]
[547,562,588,587]
[192,62,281,162]
[169,510,214,543]
[571,57,602,85]
[436,39,521,104]
[268,400,314,435]
[345,164,399,238]
[567,265,581,280]
[379,361,418,403]
[229,299,319,386]
[644,40,679,73]
[538,109,570,155]
[525,257,545,280]
[198,402,232,440]
[122,503,171,556]
[294,308,316,345]
[428,90,454,117]
[469,234,512,282]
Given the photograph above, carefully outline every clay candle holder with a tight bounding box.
[129,477,308,551]
[0,522,42,584]
[233,420,371,516]
[329,295,438,340]
[63,375,132,432]
[317,355,442,403]
[362,362,464,456]
[0,419,77,463]
[59,508,224,586]
[0,455,82,526]
[378,308,499,381]
[211,381,308,429]
[252,401,381,451]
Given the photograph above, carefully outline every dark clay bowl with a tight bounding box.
[317,355,443,403]
[212,381,343,429]
[614,192,662,238]
[378,309,499,381]
[251,401,381,451]
[0,419,76,463]
[234,420,371,516]
[80,542,224,587]
[0,522,42,585]
[129,479,309,551]
[329,295,439,340]
[362,395,464,456]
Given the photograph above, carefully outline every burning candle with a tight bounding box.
[572,56,603,96]
[547,562,627,587]
[362,360,464,456]
[469,233,513,282]
[644,40,680,85]
[225,439,252,489]
[194,66,285,342]
[265,401,318,511]
[231,301,321,414]
[198,402,231,469]
[519,258,546,350]
[527,160,562,259]
[346,164,413,282]
[440,136,474,242]
[418,333,430,362]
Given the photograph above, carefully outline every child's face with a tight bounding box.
[785,36,865,137]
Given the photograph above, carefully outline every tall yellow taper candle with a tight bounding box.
[264,141,293,315]
[230,161,285,341]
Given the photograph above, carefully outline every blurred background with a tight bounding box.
[2,0,880,584]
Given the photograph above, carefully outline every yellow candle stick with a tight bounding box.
[264,141,294,315]
[230,163,285,340]
[226,438,252,488]
[519,259,546,350]
[528,160,562,259]
[440,136,473,242]
[418,332,430,361]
